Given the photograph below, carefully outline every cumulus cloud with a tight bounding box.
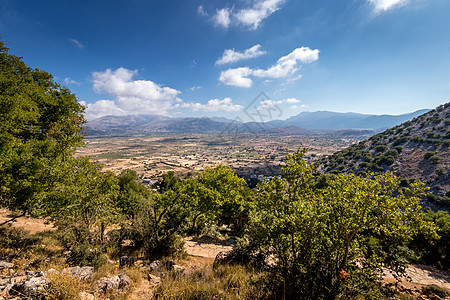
[181,97,243,112]
[209,0,285,30]
[213,8,231,28]
[69,38,84,49]
[256,97,301,110]
[369,0,409,13]
[219,47,319,88]
[219,67,253,88]
[253,47,319,78]
[84,67,182,120]
[216,44,266,65]
[84,68,243,120]
[235,0,285,29]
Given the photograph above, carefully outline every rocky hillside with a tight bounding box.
[316,102,450,206]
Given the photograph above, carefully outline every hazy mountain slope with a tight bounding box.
[282,110,429,130]
[316,102,450,205]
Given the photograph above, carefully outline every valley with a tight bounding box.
[76,132,366,180]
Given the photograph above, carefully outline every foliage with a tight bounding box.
[183,165,250,235]
[130,191,188,259]
[409,208,450,270]
[0,39,86,215]
[117,169,149,217]
[240,149,436,299]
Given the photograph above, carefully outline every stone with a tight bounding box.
[145,260,161,271]
[62,266,94,281]
[79,291,95,300]
[0,261,14,270]
[10,276,47,300]
[118,273,132,289]
[147,274,161,284]
[95,273,132,292]
[172,265,185,273]
[119,256,136,268]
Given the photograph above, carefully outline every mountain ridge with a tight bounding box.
[86,109,429,135]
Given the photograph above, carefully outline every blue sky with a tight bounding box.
[1,0,449,121]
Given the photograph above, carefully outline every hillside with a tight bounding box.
[316,102,450,206]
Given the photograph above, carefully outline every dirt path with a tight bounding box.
[0,209,55,233]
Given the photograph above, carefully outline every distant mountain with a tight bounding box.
[85,109,430,135]
[280,109,429,130]
[316,102,450,206]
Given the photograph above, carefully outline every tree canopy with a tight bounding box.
[0,38,86,215]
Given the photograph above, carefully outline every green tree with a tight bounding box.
[0,39,85,218]
[243,149,436,299]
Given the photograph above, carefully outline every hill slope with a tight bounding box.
[316,102,450,205]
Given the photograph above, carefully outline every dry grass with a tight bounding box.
[153,264,266,299]
[43,271,87,300]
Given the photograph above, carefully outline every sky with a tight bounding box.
[1,0,449,121]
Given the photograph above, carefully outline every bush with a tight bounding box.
[429,155,442,164]
[435,168,446,176]
[424,152,436,159]
[44,272,85,300]
[375,145,388,152]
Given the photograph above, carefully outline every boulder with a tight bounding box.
[0,261,14,270]
[79,291,95,300]
[62,266,94,281]
[95,273,132,292]
[10,276,47,300]
[145,260,161,271]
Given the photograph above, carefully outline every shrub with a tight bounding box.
[422,284,450,298]
[424,151,436,159]
[429,155,442,164]
[435,168,446,176]
[44,272,85,300]
[375,145,388,152]
[395,146,403,153]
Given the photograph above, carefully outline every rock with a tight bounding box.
[0,261,14,270]
[119,256,136,268]
[145,260,161,271]
[164,260,176,270]
[213,251,227,269]
[62,266,94,281]
[79,291,95,300]
[95,273,131,292]
[172,265,185,273]
[147,274,161,284]
[118,273,132,289]
[10,276,47,300]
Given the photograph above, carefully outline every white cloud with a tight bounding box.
[213,8,231,28]
[235,0,285,29]
[219,47,319,87]
[253,47,319,78]
[209,0,285,30]
[369,0,408,13]
[63,78,80,85]
[189,86,202,91]
[216,44,266,65]
[69,38,84,49]
[219,67,253,88]
[256,97,301,110]
[84,67,182,120]
[197,5,208,16]
[181,97,243,112]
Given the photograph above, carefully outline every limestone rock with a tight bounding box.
[62,266,94,281]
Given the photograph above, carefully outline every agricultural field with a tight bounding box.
[76,132,363,180]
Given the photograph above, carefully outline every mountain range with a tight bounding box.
[86,109,429,135]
